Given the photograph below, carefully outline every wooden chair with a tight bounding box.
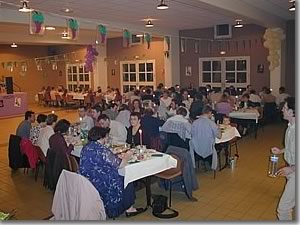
[155,154,183,207]
[68,155,79,172]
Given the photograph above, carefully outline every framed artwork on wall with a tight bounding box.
[257,64,264,73]
[185,66,192,76]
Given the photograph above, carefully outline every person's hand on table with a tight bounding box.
[276,166,294,177]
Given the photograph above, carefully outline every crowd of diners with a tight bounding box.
[15,83,291,219]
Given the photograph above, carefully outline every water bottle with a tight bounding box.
[268,154,279,177]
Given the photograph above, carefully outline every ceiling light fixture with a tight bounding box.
[289,1,295,11]
[19,1,33,12]
[220,51,226,55]
[157,0,168,10]
[234,19,243,28]
[11,43,18,48]
[61,31,69,39]
[136,34,144,38]
[145,20,154,28]
[60,8,73,13]
[45,26,56,31]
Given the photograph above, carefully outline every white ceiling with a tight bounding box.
[0,0,295,32]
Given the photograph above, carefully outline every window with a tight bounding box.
[199,56,250,90]
[66,64,91,92]
[120,60,155,93]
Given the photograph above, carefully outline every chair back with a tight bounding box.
[68,155,79,172]
[8,135,30,170]
[35,145,46,163]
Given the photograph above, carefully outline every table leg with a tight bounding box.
[145,176,152,208]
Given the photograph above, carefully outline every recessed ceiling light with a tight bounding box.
[234,19,243,28]
[11,43,18,48]
[145,20,154,28]
[157,0,168,10]
[19,1,33,12]
[45,26,56,31]
[60,8,73,13]
[220,51,226,55]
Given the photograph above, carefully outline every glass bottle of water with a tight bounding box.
[268,154,279,177]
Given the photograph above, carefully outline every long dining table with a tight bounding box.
[71,144,177,208]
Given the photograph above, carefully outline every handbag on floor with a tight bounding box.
[151,195,178,219]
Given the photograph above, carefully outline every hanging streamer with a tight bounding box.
[123,29,131,48]
[30,11,45,35]
[67,18,79,40]
[144,33,151,49]
[98,24,107,44]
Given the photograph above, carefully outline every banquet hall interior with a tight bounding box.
[0,0,296,221]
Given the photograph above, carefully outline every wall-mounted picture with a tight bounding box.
[185,66,192,76]
[257,64,264,73]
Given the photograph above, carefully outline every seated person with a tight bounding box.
[16,111,35,139]
[115,104,131,128]
[37,114,58,156]
[30,114,47,145]
[97,114,127,145]
[215,94,233,116]
[91,105,103,127]
[49,119,74,155]
[262,88,276,104]
[190,93,204,121]
[126,112,144,147]
[161,107,191,147]
[131,99,144,114]
[166,99,178,118]
[249,89,261,107]
[103,102,119,120]
[191,105,221,169]
[160,90,172,108]
[78,106,94,131]
[239,93,257,109]
[79,127,143,218]
[141,108,164,149]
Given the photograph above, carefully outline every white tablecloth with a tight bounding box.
[119,153,177,188]
[216,126,241,144]
[71,147,177,189]
[68,93,88,100]
[229,109,260,123]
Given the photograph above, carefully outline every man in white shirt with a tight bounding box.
[276,87,290,109]
[37,114,58,156]
[97,114,127,145]
[271,97,295,220]
[249,89,261,105]
[78,106,94,131]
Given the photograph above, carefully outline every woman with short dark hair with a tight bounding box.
[126,112,143,147]
[49,119,73,155]
[80,126,143,218]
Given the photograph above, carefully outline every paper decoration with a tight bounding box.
[84,45,99,72]
[185,66,192,76]
[21,62,28,72]
[30,11,45,35]
[180,38,186,53]
[98,25,107,44]
[263,28,285,71]
[6,62,13,72]
[67,19,79,40]
[144,33,151,49]
[51,61,58,70]
[123,29,131,48]
[35,60,43,71]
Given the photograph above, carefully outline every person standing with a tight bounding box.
[271,97,295,220]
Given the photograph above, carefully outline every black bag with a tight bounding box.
[152,195,178,219]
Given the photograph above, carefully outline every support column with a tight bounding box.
[270,44,282,96]
[164,36,180,88]
[94,45,108,92]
